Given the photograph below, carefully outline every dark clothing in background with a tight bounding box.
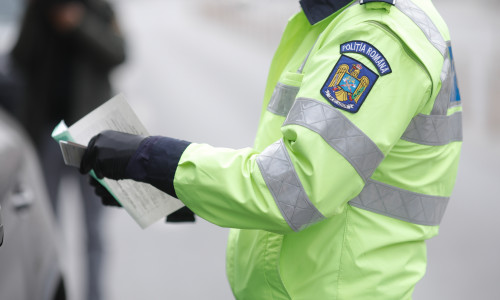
[0,70,22,117]
[12,0,125,147]
[11,1,125,299]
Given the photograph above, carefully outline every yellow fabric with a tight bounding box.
[174,0,461,298]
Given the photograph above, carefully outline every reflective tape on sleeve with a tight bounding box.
[395,0,447,56]
[432,41,462,116]
[402,111,463,146]
[267,82,300,117]
[349,179,450,226]
[431,52,452,115]
[257,140,325,232]
[283,98,384,181]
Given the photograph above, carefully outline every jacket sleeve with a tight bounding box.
[144,23,434,234]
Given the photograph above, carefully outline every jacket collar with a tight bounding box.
[299,0,354,25]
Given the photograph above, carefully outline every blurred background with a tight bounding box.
[1,0,499,299]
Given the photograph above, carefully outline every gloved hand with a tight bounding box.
[79,130,146,180]
[89,176,122,207]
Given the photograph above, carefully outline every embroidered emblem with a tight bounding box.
[321,55,379,113]
[340,41,392,76]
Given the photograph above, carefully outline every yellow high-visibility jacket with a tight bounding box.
[162,0,462,298]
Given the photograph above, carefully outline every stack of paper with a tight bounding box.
[53,94,184,228]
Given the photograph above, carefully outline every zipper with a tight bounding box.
[365,20,434,93]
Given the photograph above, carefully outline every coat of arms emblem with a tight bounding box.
[321,55,378,113]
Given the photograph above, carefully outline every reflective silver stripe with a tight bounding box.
[402,111,462,146]
[402,43,463,145]
[395,0,447,56]
[283,98,384,181]
[432,49,452,115]
[349,179,449,226]
[393,2,464,145]
[257,140,325,232]
[267,83,300,117]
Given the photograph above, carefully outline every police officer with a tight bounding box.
[80,0,462,298]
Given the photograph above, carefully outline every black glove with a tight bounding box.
[80,130,146,180]
[89,176,122,207]
[166,206,195,223]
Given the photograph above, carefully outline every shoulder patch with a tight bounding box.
[340,41,392,76]
[321,55,379,113]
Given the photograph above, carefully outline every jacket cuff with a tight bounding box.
[125,136,191,198]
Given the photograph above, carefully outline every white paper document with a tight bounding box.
[53,94,184,228]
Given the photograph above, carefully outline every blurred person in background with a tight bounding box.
[79,0,462,299]
[0,69,22,116]
[10,0,126,299]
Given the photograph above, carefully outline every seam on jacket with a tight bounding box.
[336,206,351,300]
[263,232,276,300]
[277,234,292,300]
